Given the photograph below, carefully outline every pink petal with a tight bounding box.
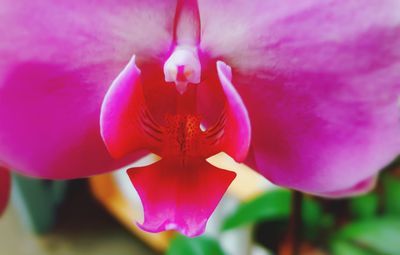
[100,56,152,158]
[0,167,11,216]
[315,176,377,198]
[215,61,251,162]
[127,159,236,237]
[199,0,400,71]
[200,1,400,194]
[0,0,175,178]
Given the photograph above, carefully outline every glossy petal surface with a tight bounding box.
[200,0,400,193]
[215,61,251,162]
[127,159,235,237]
[0,167,10,216]
[100,56,154,159]
[317,176,377,198]
[0,0,175,178]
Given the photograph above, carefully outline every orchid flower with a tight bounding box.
[0,0,399,236]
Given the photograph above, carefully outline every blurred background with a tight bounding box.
[1,153,399,255]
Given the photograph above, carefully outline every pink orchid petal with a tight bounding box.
[0,0,175,178]
[0,167,11,216]
[242,78,400,194]
[127,159,236,237]
[315,176,377,198]
[199,1,400,72]
[200,0,400,194]
[215,61,251,162]
[100,55,154,159]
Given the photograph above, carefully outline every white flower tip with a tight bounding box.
[163,46,201,94]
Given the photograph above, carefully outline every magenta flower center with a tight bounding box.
[99,0,251,237]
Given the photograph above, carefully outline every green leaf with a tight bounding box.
[221,189,323,232]
[331,240,377,255]
[166,235,225,255]
[302,197,325,240]
[303,196,323,227]
[349,193,378,219]
[382,174,400,215]
[331,218,400,255]
[221,189,291,231]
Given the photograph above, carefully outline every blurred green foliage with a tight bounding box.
[221,188,331,240]
[331,218,400,255]
[349,193,379,220]
[166,235,225,255]
[382,174,400,215]
[221,189,291,231]
[332,173,400,255]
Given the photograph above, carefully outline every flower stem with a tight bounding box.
[290,191,303,255]
[289,190,303,255]
[280,190,303,255]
